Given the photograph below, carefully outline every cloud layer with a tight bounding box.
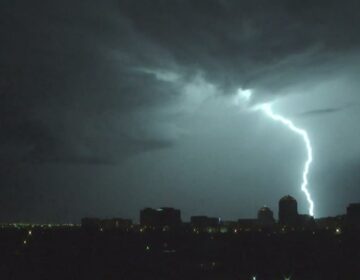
[1,0,360,163]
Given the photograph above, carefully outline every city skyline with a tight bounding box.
[1,194,358,224]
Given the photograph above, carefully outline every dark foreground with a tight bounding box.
[0,227,359,280]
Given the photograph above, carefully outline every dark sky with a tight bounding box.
[1,0,360,223]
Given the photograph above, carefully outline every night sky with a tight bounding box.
[1,0,360,223]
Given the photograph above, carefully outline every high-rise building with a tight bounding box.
[257,206,275,227]
[346,203,360,228]
[279,195,298,226]
[140,207,181,227]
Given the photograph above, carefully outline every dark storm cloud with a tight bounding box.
[299,104,354,118]
[1,0,179,163]
[1,0,360,164]
[119,0,360,96]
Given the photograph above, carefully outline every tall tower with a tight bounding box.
[279,195,298,226]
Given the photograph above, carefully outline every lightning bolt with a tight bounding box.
[257,103,314,217]
[235,89,315,216]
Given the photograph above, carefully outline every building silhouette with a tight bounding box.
[257,206,275,227]
[298,214,315,229]
[191,216,220,228]
[346,203,360,228]
[140,207,181,227]
[237,219,257,230]
[278,195,298,226]
[190,216,220,233]
[81,217,132,230]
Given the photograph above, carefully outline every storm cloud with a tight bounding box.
[1,0,360,163]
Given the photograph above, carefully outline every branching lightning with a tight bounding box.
[236,89,315,216]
